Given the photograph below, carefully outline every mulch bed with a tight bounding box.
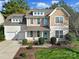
[14,48,26,59]
[14,47,37,59]
[14,44,74,59]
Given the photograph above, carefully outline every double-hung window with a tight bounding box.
[37,18,40,24]
[55,30,63,38]
[30,19,33,24]
[27,31,33,37]
[37,31,40,37]
[55,16,64,23]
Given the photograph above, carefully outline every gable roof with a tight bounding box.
[49,7,70,16]
[6,14,25,20]
[26,9,53,16]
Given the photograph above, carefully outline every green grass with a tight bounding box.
[71,41,79,52]
[35,48,79,59]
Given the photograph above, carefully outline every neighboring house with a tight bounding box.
[0,13,4,25]
[4,7,70,42]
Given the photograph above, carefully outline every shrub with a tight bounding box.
[33,40,39,45]
[50,37,56,45]
[19,53,26,57]
[77,37,79,41]
[22,39,27,45]
[27,43,32,49]
[65,33,72,41]
[38,37,45,45]
[0,25,5,41]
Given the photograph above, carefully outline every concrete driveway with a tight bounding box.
[0,40,20,59]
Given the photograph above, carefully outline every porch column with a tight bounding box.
[41,31,43,37]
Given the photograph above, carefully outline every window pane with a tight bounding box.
[60,31,63,35]
[43,18,48,25]
[60,17,63,23]
[37,18,40,24]
[27,31,33,37]
[56,16,64,23]
[34,12,36,15]
[55,31,59,38]
[31,19,33,24]
[55,30,63,38]
[60,35,63,38]
[27,32,30,37]
[41,12,42,15]
[56,17,59,23]
[30,31,33,37]
[37,31,40,37]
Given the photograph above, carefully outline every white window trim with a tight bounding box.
[55,30,63,38]
[30,19,34,24]
[33,12,45,16]
[11,18,22,23]
[55,16,64,24]
[37,18,40,24]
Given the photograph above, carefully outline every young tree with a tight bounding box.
[2,0,29,17]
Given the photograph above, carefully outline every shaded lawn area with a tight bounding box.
[71,41,79,52]
[35,48,79,59]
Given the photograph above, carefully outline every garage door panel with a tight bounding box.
[5,32,16,40]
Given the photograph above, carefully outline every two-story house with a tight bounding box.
[4,7,70,42]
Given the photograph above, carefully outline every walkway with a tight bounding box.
[0,40,20,59]
[27,48,36,59]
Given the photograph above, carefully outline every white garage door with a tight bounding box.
[5,32,16,40]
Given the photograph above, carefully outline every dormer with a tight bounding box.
[11,16,22,23]
[5,14,26,25]
[33,12,45,16]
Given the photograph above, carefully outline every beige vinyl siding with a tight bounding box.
[50,9,69,38]
[50,9,69,26]
[27,18,42,26]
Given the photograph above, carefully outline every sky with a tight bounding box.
[0,0,79,12]
[27,0,79,12]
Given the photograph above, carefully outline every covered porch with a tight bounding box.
[22,26,50,41]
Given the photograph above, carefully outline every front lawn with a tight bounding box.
[35,48,79,59]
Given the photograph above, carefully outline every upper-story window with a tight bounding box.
[30,19,33,24]
[37,18,40,24]
[33,12,44,16]
[11,16,22,23]
[43,18,48,26]
[55,16,64,23]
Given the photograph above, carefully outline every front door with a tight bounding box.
[43,31,49,41]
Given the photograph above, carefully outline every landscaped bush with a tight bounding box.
[38,37,45,45]
[22,39,27,45]
[27,43,32,49]
[33,40,39,45]
[77,37,79,41]
[65,33,72,41]
[50,37,56,45]
[19,52,26,57]
[0,25,5,41]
